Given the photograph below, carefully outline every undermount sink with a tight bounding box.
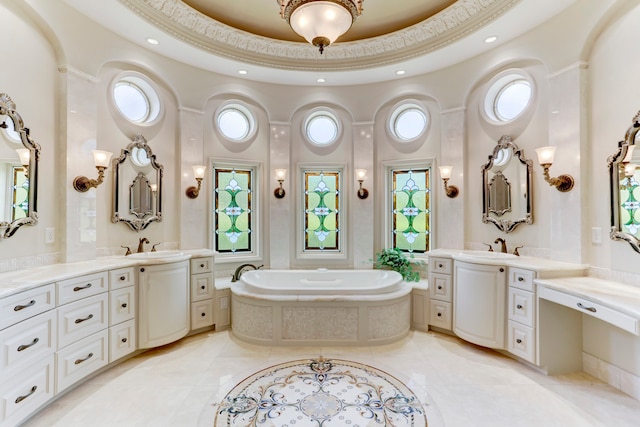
[457,250,518,260]
[127,250,185,259]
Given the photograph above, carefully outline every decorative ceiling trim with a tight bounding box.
[119,0,522,71]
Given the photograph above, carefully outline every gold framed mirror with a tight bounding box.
[0,93,40,239]
[112,134,163,231]
[481,135,533,233]
[609,111,640,253]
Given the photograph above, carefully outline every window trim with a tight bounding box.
[481,69,536,125]
[387,101,430,144]
[296,162,347,261]
[109,72,162,126]
[211,159,263,264]
[302,108,342,148]
[382,159,433,259]
[214,101,258,144]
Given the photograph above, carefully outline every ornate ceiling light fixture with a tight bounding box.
[279,0,364,54]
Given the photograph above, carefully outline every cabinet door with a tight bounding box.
[57,272,108,305]
[0,311,56,376]
[109,267,136,291]
[58,293,109,349]
[191,300,214,330]
[138,261,190,349]
[0,284,55,330]
[191,273,214,302]
[508,320,536,363]
[56,330,108,393]
[429,300,451,330]
[429,273,452,302]
[110,286,135,326]
[109,319,136,363]
[508,287,534,327]
[453,261,506,349]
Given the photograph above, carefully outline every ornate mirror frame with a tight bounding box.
[112,134,163,231]
[0,93,40,239]
[609,111,640,253]
[481,135,533,233]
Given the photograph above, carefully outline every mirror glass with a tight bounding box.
[481,135,533,233]
[0,93,40,239]
[609,111,640,252]
[112,134,162,231]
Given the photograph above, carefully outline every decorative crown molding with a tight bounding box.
[119,0,521,71]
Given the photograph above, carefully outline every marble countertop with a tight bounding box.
[426,248,588,274]
[535,276,640,319]
[0,249,215,298]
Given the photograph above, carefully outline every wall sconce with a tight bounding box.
[355,169,369,199]
[274,169,287,198]
[534,146,574,192]
[185,165,206,199]
[16,148,30,174]
[73,150,113,192]
[438,165,459,198]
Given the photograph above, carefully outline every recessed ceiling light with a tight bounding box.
[238,70,248,75]
[396,70,406,75]
[146,38,159,45]
[316,78,326,83]
[484,35,498,44]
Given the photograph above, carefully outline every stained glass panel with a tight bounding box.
[214,168,252,253]
[392,168,430,253]
[304,171,340,251]
[620,172,640,238]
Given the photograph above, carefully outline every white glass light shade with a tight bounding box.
[93,150,113,168]
[355,169,367,181]
[290,1,353,46]
[192,165,206,179]
[535,146,556,165]
[623,145,636,163]
[275,169,287,181]
[625,163,637,177]
[16,148,30,166]
[439,165,453,180]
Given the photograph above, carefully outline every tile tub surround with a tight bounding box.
[19,330,640,427]
[215,356,426,426]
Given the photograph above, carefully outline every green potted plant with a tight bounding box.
[372,248,423,282]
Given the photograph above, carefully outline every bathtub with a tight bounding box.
[230,269,412,346]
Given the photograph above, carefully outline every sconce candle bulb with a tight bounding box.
[16,148,30,173]
[185,165,206,199]
[73,149,113,192]
[535,146,574,192]
[438,165,459,198]
[274,169,287,198]
[355,168,369,199]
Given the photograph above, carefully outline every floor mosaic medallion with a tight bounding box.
[214,356,427,426]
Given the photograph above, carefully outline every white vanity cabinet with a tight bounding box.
[454,261,506,349]
[190,257,215,330]
[138,260,190,348]
[507,268,536,363]
[428,257,453,330]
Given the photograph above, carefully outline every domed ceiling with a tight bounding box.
[65,0,575,85]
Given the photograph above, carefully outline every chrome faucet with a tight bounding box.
[137,237,149,253]
[494,238,507,253]
[231,263,263,282]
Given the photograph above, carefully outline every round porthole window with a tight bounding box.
[388,102,429,143]
[483,71,534,123]
[216,103,256,143]
[304,110,340,146]
[111,74,161,125]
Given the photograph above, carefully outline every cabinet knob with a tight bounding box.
[437,312,442,317]
[120,276,126,281]
[201,285,206,290]
[121,338,128,343]
[140,268,145,273]
[516,304,523,310]
[518,277,524,282]
[516,338,523,344]
[200,264,205,268]
[499,268,504,272]
[437,285,442,290]
[201,312,206,317]
[438,263,443,268]
[121,303,127,308]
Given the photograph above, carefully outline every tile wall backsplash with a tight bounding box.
[0,252,60,273]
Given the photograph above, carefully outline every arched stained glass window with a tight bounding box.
[214,167,253,253]
[304,170,341,252]
[391,168,430,253]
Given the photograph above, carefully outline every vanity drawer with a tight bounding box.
[509,268,535,291]
[56,329,108,393]
[58,293,109,349]
[508,287,535,327]
[191,300,214,330]
[109,267,135,290]
[429,273,452,302]
[57,272,108,305]
[539,286,640,335]
[507,320,536,363]
[109,286,135,326]
[0,310,56,376]
[191,257,213,274]
[429,300,452,330]
[0,354,55,427]
[109,319,136,363]
[191,273,215,302]
[429,257,452,275]
[0,284,55,330]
